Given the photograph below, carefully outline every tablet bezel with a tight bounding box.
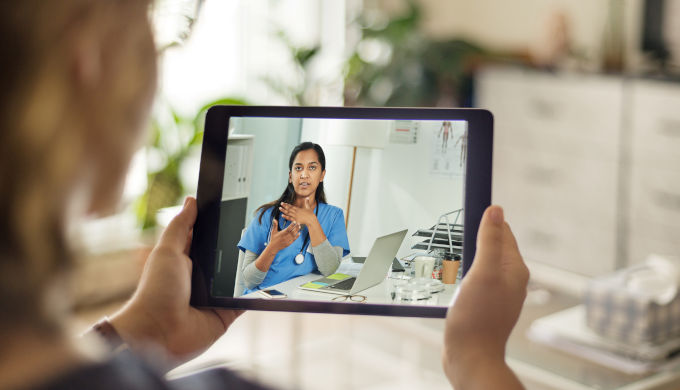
[190,106,493,318]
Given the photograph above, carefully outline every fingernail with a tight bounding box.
[489,206,504,226]
[183,197,190,208]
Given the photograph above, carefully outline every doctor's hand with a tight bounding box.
[442,205,528,390]
[110,197,243,365]
[268,217,301,252]
[280,198,317,226]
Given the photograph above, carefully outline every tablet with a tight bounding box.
[190,106,493,318]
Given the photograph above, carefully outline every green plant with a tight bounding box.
[136,97,247,229]
[344,0,488,107]
[261,30,321,106]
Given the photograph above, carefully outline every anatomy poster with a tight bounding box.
[430,120,467,178]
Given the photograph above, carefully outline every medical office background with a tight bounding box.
[69,1,680,389]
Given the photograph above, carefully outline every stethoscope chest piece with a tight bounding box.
[295,253,305,264]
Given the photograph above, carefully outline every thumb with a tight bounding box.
[158,197,197,251]
[472,205,505,270]
[305,197,311,209]
[271,218,279,232]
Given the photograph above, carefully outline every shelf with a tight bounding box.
[413,230,463,241]
[412,243,462,253]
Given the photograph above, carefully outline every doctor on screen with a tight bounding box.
[238,142,350,294]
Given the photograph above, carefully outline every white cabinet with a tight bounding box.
[628,81,680,264]
[222,135,254,201]
[478,67,624,276]
[479,68,680,276]
[630,81,680,168]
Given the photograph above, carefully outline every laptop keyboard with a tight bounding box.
[331,277,356,291]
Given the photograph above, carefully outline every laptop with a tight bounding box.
[298,229,408,295]
[352,256,405,273]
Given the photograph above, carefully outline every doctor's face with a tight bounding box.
[289,149,325,199]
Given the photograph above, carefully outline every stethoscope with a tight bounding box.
[265,204,319,265]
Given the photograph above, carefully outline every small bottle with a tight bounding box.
[432,250,444,280]
[432,264,443,280]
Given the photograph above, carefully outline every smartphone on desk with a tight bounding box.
[259,289,287,299]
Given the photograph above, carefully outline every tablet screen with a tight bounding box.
[191,107,492,317]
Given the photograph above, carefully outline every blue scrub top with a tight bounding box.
[238,202,350,293]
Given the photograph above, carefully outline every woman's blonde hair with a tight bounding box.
[0,0,156,331]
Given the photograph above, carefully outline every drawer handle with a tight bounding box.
[527,229,556,248]
[524,166,559,184]
[658,119,680,138]
[529,98,559,120]
[652,190,680,212]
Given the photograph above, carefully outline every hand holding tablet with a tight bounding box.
[114,108,528,386]
[104,105,525,387]
[442,205,528,389]
[110,197,243,360]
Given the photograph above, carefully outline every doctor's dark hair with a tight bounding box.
[256,142,327,224]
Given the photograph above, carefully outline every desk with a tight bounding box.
[242,272,458,306]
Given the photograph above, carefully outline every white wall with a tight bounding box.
[160,0,347,117]
[416,0,608,51]
[302,119,466,258]
[297,118,353,219]
[232,117,302,224]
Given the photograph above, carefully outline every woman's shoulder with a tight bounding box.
[253,205,275,223]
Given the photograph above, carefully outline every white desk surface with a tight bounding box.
[242,272,457,306]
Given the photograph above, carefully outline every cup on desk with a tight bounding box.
[414,256,436,279]
[442,259,460,284]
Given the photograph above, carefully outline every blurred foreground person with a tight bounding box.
[0,1,528,389]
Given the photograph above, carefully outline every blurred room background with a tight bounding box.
[70,1,680,389]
